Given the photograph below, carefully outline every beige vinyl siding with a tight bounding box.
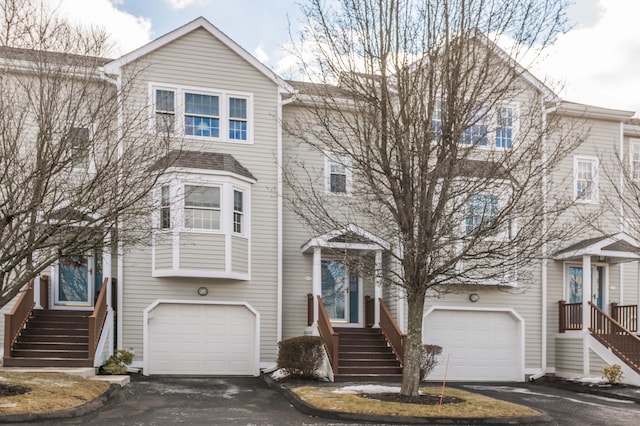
[120,27,281,364]
[155,237,173,269]
[555,336,584,373]
[589,349,608,375]
[231,236,249,273]
[179,233,226,270]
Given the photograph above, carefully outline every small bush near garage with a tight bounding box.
[277,336,324,379]
[420,344,443,380]
[602,364,623,384]
[100,349,134,375]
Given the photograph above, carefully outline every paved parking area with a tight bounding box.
[9,375,640,425]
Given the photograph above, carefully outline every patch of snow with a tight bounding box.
[577,393,635,404]
[0,403,17,408]
[25,378,74,387]
[332,385,402,394]
[270,369,288,380]
[572,377,607,385]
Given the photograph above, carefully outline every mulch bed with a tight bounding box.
[0,384,30,397]
[360,392,463,405]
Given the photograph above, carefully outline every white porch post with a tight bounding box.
[312,247,322,326]
[374,249,382,327]
[582,255,592,331]
[33,276,42,309]
[103,234,112,307]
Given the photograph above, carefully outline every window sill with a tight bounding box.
[153,268,249,280]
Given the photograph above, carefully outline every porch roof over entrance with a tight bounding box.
[301,224,390,253]
[553,232,640,263]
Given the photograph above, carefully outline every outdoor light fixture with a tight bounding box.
[197,286,209,296]
[469,293,480,303]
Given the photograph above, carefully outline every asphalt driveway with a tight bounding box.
[9,375,640,425]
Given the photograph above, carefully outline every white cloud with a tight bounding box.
[253,45,269,64]
[534,0,640,113]
[54,0,152,57]
[166,0,206,10]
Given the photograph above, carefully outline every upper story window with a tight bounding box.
[465,193,498,232]
[69,127,94,171]
[155,89,175,134]
[185,93,220,138]
[151,84,253,143]
[431,100,442,140]
[233,190,244,233]
[574,155,598,203]
[631,140,640,180]
[184,185,221,230]
[460,108,488,146]
[325,152,352,195]
[496,107,513,149]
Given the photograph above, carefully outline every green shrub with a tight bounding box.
[420,344,443,380]
[277,336,324,379]
[602,364,623,384]
[101,349,134,375]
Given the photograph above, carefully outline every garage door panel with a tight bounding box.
[148,303,256,375]
[424,310,520,381]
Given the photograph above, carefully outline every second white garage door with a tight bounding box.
[147,303,257,375]
[423,309,521,381]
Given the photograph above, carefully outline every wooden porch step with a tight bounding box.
[21,327,88,336]
[10,349,89,359]
[12,342,88,351]
[16,334,88,344]
[339,359,401,367]
[339,366,403,375]
[340,344,390,352]
[334,373,403,383]
[2,357,93,368]
[340,351,398,360]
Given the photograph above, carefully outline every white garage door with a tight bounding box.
[423,310,520,381]
[148,303,256,375]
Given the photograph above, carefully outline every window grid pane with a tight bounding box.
[161,185,171,229]
[496,107,513,148]
[233,190,243,233]
[466,194,498,232]
[185,93,220,138]
[184,185,221,230]
[576,161,594,200]
[70,127,90,169]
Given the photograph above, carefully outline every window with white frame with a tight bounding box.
[155,89,175,134]
[460,108,488,146]
[465,193,499,232]
[431,100,442,140]
[69,127,91,170]
[233,190,244,233]
[496,106,513,149]
[160,185,171,229]
[631,140,640,180]
[574,156,598,202]
[184,185,221,230]
[151,84,252,142]
[325,153,352,194]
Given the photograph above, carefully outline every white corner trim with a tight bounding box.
[142,299,261,376]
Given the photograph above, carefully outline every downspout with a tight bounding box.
[277,91,297,344]
[619,121,625,304]
[102,69,124,353]
[534,101,557,380]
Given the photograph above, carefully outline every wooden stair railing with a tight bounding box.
[3,277,39,359]
[378,298,406,364]
[88,278,109,362]
[558,300,582,332]
[610,303,638,332]
[364,296,375,327]
[589,302,640,374]
[316,295,339,375]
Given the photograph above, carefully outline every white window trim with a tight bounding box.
[232,188,245,235]
[324,151,353,195]
[460,185,514,242]
[573,155,599,204]
[457,102,520,150]
[630,139,640,180]
[563,261,609,308]
[149,83,254,144]
[70,125,97,173]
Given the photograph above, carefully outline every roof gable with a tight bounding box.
[103,17,292,92]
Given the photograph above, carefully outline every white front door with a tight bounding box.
[321,260,361,324]
[55,255,93,307]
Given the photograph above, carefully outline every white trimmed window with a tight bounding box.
[325,152,352,194]
[155,89,175,134]
[184,185,221,230]
[160,185,171,229]
[233,190,244,234]
[465,193,498,232]
[460,108,488,146]
[69,127,91,170]
[496,106,514,149]
[574,156,598,203]
[631,140,640,180]
[151,84,253,143]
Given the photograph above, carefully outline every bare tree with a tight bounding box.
[285,0,582,395]
[0,0,174,307]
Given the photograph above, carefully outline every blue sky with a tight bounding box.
[53,0,640,114]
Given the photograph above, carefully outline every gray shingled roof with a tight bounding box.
[151,150,256,181]
[0,46,111,67]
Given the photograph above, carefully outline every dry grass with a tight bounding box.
[293,385,542,418]
[0,372,109,414]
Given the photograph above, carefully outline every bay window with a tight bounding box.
[184,185,220,230]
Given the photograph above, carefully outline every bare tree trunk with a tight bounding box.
[400,287,426,396]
